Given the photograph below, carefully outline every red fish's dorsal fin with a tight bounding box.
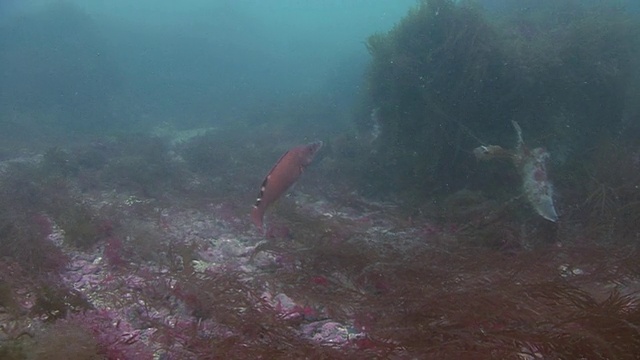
[253,150,290,203]
[253,174,271,210]
[252,147,296,207]
[251,151,290,233]
[251,173,273,232]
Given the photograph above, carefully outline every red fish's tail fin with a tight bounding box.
[251,206,264,233]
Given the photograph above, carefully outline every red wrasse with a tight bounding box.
[251,141,323,231]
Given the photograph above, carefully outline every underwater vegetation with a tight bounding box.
[356,0,640,209]
[359,0,511,199]
[560,140,640,243]
[0,124,639,359]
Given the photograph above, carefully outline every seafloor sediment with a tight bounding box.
[1,140,639,359]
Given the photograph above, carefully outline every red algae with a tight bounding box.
[1,130,640,359]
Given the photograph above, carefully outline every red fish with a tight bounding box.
[251,141,323,232]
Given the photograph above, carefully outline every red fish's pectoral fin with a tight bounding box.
[251,205,264,232]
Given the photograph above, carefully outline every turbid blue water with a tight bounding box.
[2,0,637,138]
[0,0,415,136]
